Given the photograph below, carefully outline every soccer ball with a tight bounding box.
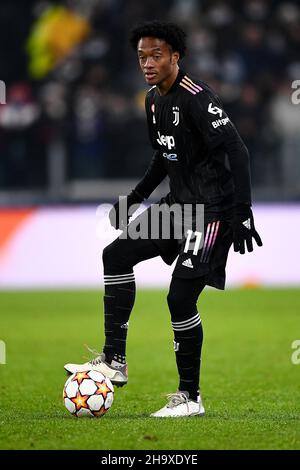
[63,370,114,417]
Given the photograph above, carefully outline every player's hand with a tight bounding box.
[231,204,263,254]
[109,190,143,230]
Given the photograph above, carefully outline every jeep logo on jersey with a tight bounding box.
[208,102,223,117]
[157,131,175,150]
[172,106,179,126]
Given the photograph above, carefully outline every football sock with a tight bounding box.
[102,236,160,364]
[102,272,136,363]
[172,312,203,401]
[168,277,205,401]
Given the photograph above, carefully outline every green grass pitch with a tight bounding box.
[0,288,299,450]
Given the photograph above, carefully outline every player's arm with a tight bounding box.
[188,90,262,254]
[109,149,166,230]
[222,125,262,254]
[109,94,167,230]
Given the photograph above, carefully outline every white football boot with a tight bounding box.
[64,352,128,387]
[150,391,205,418]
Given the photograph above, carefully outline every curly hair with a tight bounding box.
[129,20,187,59]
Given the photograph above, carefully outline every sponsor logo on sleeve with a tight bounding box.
[208,102,223,117]
[211,117,229,128]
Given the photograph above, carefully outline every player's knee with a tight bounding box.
[102,239,133,274]
[167,290,178,311]
[167,289,195,318]
[102,241,122,271]
[102,243,114,265]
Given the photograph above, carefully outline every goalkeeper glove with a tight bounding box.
[109,189,144,230]
[232,204,263,254]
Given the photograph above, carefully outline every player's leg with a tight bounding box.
[101,236,159,367]
[64,235,160,384]
[151,276,206,417]
[168,276,205,399]
[150,216,233,416]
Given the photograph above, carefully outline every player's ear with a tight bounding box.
[171,51,180,65]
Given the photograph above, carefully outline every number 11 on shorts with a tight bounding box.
[184,230,203,255]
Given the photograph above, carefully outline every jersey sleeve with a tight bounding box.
[133,92,167,199]
[187,89,235,148]
[187,90,252,205]
[134,149,167,199]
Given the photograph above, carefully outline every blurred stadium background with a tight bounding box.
[0,0,300,289]
[1,0,300,452]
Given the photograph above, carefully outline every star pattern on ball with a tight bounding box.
[93,406,107,417]
[72,371,91,384]
[70,392,89,411]
[95,381,111,399]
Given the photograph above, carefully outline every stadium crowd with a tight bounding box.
[0,0,299,198]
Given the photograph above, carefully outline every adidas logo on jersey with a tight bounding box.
[243,218,251,230]
[182,258,194,268]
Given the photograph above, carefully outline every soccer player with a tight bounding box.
[64,21,262,417]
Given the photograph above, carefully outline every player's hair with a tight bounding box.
[129,20,187,59]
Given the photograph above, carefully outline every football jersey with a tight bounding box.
[139,68,251,211]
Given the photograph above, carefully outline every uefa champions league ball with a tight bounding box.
[63,370,114,417]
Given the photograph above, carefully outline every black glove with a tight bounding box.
[109,190,144,230]
[232,204,263,254]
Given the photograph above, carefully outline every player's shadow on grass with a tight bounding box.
[15,411,152,421]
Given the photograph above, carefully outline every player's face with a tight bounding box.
[137,37,179,88]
